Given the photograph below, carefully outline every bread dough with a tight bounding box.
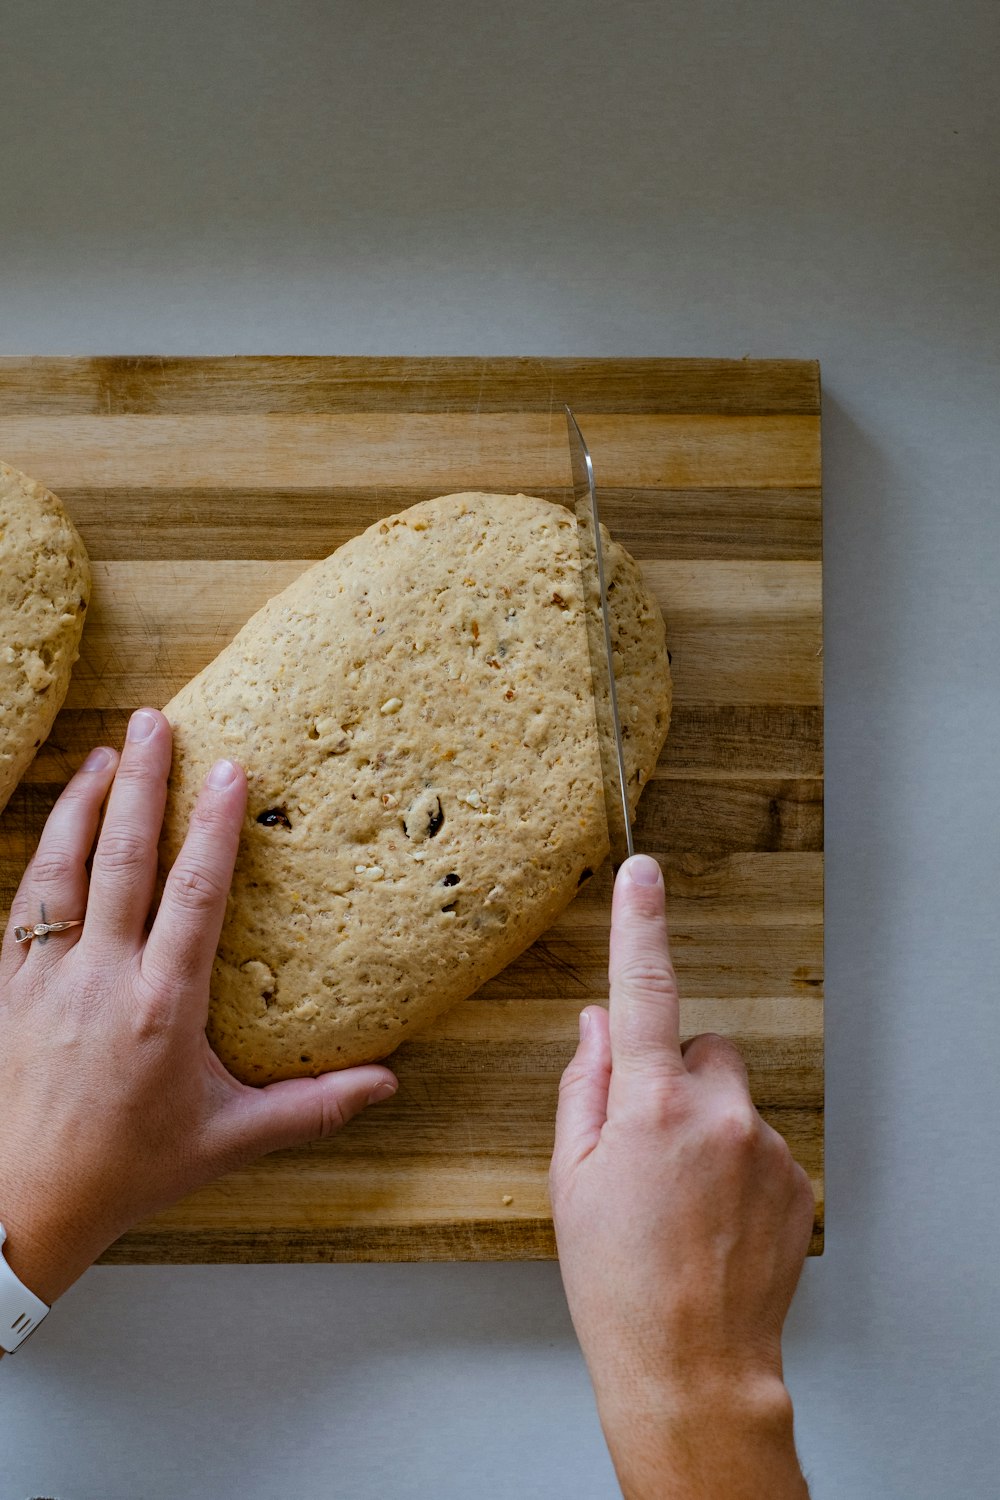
[160,492,670,1081]
[0,460,91,815]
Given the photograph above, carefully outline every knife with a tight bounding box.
[565,405,635,869]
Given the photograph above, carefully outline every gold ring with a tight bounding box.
[13,919,84,945]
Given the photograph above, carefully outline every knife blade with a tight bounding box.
[565,405,635,869]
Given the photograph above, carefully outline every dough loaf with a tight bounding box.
[161,492,670,1082]
[0,460,91,815]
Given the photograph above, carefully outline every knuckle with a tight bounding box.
[614,955,679,1000]
[131,994,174,1045]
[612,1064,684,1129]
[763,1119,805,1171]
[794,1162,816,1210]
[690,1031,750,1079]
[557,1060,590,1098]
[88,966,176,1050]
[713,1099,760,1152]
[315,1089,348,1139]
[59,777,101,811]
[27,845,78,888]
[166,862,225,913]
[190,795,234,839]
[787,1166,817,1245]
[137,951,174,998]
[640,1070,686,1125]
[95,828,150,876]
[615,1009,682,1077]
[761,1117,792,1154]
[696,1029,725,1048]
[114,751,157,785]
[699,1030,741,1061]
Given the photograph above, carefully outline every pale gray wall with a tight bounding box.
[1,2,998,1496]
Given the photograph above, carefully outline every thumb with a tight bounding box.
[551,1006,612,1178]
[225,1066,398,1159]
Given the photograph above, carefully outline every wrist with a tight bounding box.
[0,1192,104,1306]
[595,1364,805,1500]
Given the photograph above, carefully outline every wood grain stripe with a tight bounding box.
[19,705,823,782]
[483,926,822,1002]
[106,1132,823,1231]
[1,775,824,860]
[54,558,821,711]
[54,484,822,562]
[0,356,821,416]
[0,779,824,903]
[0,413,821,489]
[100,1215,825,1262]
[102,1101,824,1261]
[63,556,823,625]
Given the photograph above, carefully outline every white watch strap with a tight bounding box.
[0,1222,50,1353]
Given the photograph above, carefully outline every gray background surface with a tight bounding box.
[1,2,998,1496]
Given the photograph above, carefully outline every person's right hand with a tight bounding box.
[550,853,815,1500]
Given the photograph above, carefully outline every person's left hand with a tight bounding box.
[0,708,398,1308]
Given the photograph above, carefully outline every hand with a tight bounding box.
[0,709,397,1312]
[550,854,815,1500]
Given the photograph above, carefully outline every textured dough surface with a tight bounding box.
[0,460,91,815]
[161,492,670,1082]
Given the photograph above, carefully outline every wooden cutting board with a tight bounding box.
[0,356,824,1259]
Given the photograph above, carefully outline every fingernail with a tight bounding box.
[81,746,114,772]
[206,758,238,789]
[579,1008,591,1039]
[127,709,157,743]
[625,853,662,887]
[367,1080,397,1105]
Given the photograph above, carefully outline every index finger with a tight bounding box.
[607,855,684,1094]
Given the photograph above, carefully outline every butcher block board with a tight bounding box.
[0,356,824,1259]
